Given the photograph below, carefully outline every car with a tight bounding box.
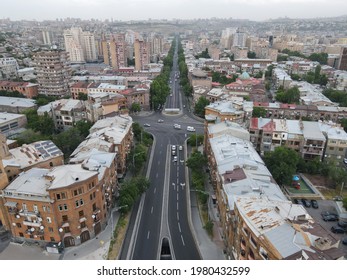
[295,198,304,206]
[342,237,347,245]
[173,124,181,129]
[344,158,347,164]
[173,156,177,162]
[311,199,319,209]
[158,119,164,123]
[143,123,151,127]
[323,214,339,222]
[170,94,172,97]
[321,211,338,218]
[171,145,176,150]
[171,150,176,156]
[337,221,347,229]
[331,226,346,234]
[187,126,195,132]
[179,145,183,151]
[180,159,184,164]
[302,198,311,208]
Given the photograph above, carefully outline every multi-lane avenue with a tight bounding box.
[120,39,203,260]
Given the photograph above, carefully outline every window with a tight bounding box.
[46,217,52,223]
[56,193,61,200]
[92,203,96,211]
[49,162,53,167]
[80,221,86,228]
[19,233,24,237]
[62,215,68,222]
[16,223,21,228]
[80,199,84,206]
[63,204,68,211]
[50,237,55,242]
[79,210,84,217]
[22,203,27,210]
[42,206,46,212]
[48,227,53,232]
[58,205,63,211]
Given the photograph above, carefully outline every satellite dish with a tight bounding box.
[30,228,35,232]
[40,225,44,230]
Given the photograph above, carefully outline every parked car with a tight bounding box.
[144,123,151,127]
[158,119,164,123]
[321,211,338,218]
[302,199,311,208]
[337,221,347,229]
[187,126,195,132]
[331,226,346,234]
[173,124,181,129]
[310,199,319,209]
[323,215,339,222]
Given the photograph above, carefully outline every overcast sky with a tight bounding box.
[1,0,346,21]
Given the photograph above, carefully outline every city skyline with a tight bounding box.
[1,0,347,22]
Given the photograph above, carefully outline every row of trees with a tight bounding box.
[279,49,328,65]
[291,65,328,86]
[149,40,175,109]
[322,88,347,107]
[178,40,193,97]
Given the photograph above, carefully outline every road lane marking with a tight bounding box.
[147,231,150,239]
[181,235,185,246]
[177,201,179,210]
[151,206,153,214]
[156,173,158,178]
[177,212,179,220]
[154,187,156,194]
[158,161,160,165]
[178,222,181,233]
[177,192,179,201]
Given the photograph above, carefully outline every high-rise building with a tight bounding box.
[134,39,150,71]
[338,47,347,71]
[63,27,97,63]
[34,50,71,97]
[233,31,247,47]
[102,33,128,70]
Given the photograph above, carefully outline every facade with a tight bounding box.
[1,163,112,247]
[34,50,72,97]
[63,27,98,63]
[120,83,150,111]
[37,99,87,131]
[0,81,38,99]
[338,47,347,71]
[0,112,27,138]
[0,57,19,79]
[134,39,150,71]
[249,118,327,161]
[189,69,212,89]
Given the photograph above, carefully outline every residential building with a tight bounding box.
[134,39,150,71]
[120,83,151,111]
[63,27,98,63]
[0,81,38,99]
[0,163,111,246]
[338,47,347,71]
[189,69,212,89]
[0,57,19,80]
[249,118,326,161]
[37,99,86,131]
[34,50,71,97]
[1,140,64,182]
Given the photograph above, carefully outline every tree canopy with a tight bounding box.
[275,86,300,104]
[194,96,210,118]
[252,107,267,118]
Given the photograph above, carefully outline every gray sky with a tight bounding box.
[1,0,346,21]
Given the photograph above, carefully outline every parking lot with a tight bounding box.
[303,199,347,258]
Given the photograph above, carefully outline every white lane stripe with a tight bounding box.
[147,231,150,239]
[178,222,181,233]
[154,187,156,194]
[181,235,185,246]
[151,206,153,214]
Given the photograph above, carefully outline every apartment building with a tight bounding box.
[0,163,111,246]
[338,47,347,71]
[37,99,87,131]
[34,50,71,97]
[63,27,98,63]
[249,118,326,161]
[272,67,292,89]
[205,122,344,259]
[0,81,38,99]
[189,69,212,89]
[134,39,150,71]
[120,83,150,111]
[83,116,133,178]
[0,57,19,79]
[1,140,64,182]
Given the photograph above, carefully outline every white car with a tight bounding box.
[179,145,183,151]
[158,119,164,123]
[171,145,176,150]
[173,124,181,129]
[173,156,178,162]
[144,123,151,127]
[187,126,195,132]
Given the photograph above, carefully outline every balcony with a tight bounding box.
[19,210,40,218]
[23,220,41,227]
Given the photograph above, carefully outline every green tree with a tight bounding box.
[77,92,88,100]
[194,96,210,118]
[308,53,328,65]
[131,103,141,113]
[186,150,207,172]
[247,51,256,59]
[52,127,84,159]
[275,86,300,104]
[264,146,300,186]
[15,129,49,146]
[187,134,204,147]
[252,107,267,118]
[75,120,92,138]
